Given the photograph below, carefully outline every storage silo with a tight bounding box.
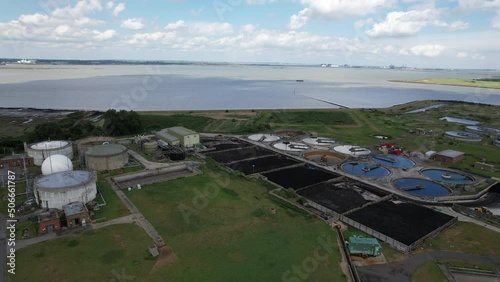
[84,144,128,171]
[143,141,158,154]
[34,170,97,210]
[26,140,73,166]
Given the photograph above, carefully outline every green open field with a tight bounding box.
[419,222,500,256]
[393,78,500,89]
[126,159,345,281]
[411,261,447,282]
[10,224,157,282]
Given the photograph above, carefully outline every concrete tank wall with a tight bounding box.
[26,141,73,166]
[85,151,128,171]
[35,174,97,210]
[76,136,116,156]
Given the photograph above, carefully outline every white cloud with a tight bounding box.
[456,51,468,58]
[365,9,468,37]
[106,1,114,9]
[93,29,117,41]
[493,14,500,30]
[121,18,144,30]
[52,0,103,19]
[164,20,233,36]
[410,44,446,57]
[289,0,395,29]
[458,0,500,10]
[112,3,125,16]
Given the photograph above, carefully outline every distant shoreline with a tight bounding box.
[390,78,500,89]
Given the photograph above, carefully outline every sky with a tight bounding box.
[0,0,499,69]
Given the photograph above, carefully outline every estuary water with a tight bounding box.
[0,64,499,111]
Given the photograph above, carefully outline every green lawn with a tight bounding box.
[91,177,130,221]
[140,114,213,133]
[411,262,447,282]
[127,161,345,282]
[10,224,157,282]
[419,222,500,256]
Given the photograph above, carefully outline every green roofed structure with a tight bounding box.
[348,236,382,257]
[158,126,200,147]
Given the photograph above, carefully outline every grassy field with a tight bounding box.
[435,259,500,271]
[411,261,447,282]
[393,78,500,89]
[126,159,345,281]
[419,222,500,256]
[91,177,129,221]
[10,224,157,282]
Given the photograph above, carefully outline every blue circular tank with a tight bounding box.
[372,155,416,169]
[421,169,474,184]
[342,162,391,177]
[394,178,450,197]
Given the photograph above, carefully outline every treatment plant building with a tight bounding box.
[84,144,129,171]
[156,127,199,147]
[435,149,464,164]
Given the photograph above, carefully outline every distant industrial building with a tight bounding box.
[435,150,464,164]
[156,127,199,147]
[0,155,34,168]
[155,130,180,146]
[84,144,128,171]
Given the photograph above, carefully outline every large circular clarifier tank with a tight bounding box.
[303,151,345,165]
[444,131,482,142]
[421,169,474,184]
[272,142,310,152]
[394,178,450,197]
[342,162,390,177]
[372,155,416,169]
[494,139,500,147]
[334,145,371,157]
[248,134,280,142]
[302,137,336,146]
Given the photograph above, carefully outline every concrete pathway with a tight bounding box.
[106,177,166,247]
[432,206,500,233]
[358,251,500,282]
[128,149,178,170]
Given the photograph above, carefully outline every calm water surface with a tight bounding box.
[1,65,499,111]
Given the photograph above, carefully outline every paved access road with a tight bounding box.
[357,251,500,282]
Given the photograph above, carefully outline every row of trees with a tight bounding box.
[26,110,143,142]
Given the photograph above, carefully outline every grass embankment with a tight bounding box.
[392,78,500,89]
[419,222,500,256]
[127,159,345,282]
[10,224,156,282]
[411,261,447,282]
[91,177,129,221]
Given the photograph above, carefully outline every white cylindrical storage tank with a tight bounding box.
[26,140,73,166]
[34,170,97,210]
[85,144,128,171]
[41,154,73,175]
[143,141,158,154]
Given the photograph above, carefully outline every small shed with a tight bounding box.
[435,149,464,164]
[416,128,426,136]
[348,236,382,257]
[38,209,61,235]
[63,202,90,228]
